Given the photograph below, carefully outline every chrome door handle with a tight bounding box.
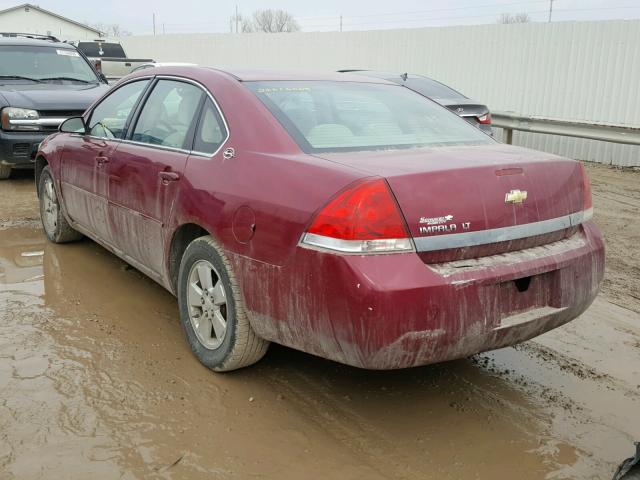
[158,171,180,182]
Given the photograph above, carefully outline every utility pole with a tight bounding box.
[153,13,156,35]
[548,0,553,22]
[340,15,343,32]
[162,23,165,35]
[235,5,239,33]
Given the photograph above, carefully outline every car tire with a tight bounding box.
[38,166,83,243]
[177,235,269,372]
[0,164,11,180]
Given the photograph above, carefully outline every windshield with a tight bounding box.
[248,81,493,153]
[0,45,98,82]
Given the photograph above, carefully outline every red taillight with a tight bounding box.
[477,112,492,125]
[303,178,413,253]
[579,163,593,211]
[94,59,102,73]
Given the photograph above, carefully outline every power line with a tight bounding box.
[150,3,640,34]
[298,4,640,29]
[294,0,550,20]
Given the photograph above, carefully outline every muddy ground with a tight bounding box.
[0,163,638,480]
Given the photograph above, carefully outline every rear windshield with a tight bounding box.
[0,45,98,82]
[77,42,126,58]
[247,81,492,153]
[402,76,466,100]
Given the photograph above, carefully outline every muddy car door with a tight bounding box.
[60,79,150,243]
[106,78,204,276]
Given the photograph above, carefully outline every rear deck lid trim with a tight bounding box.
[414,209,592,252]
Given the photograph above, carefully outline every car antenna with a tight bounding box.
[400,72,408,82]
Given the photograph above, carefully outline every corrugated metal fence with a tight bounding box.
[118,20,640,166]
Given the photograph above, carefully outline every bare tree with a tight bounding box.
[241,18,254,33]
[88,22,132,37]
[497,12,531,24]
[250,9,300,33]
[228,9,300,33]
[229,13,253,33]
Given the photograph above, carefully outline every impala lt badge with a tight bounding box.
[418,214,471,235]
[505,189,528,204]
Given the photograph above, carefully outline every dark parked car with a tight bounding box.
[36,67,603,372]
[339,70,493,135]
[0,33,109,179]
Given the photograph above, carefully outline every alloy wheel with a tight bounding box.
[42,176,59,236]
[187,259,228,349]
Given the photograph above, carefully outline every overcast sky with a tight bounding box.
[3,0,640,34]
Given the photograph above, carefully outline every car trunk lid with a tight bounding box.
[314,144,587,262]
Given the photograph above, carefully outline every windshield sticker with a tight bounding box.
[56,49,80,57]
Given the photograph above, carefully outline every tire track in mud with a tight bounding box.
[514,343,611,383]
[264,369,423,479]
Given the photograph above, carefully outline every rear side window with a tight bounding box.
[77,42,126,58]
[248,81,492,153]
[132,80,203,149]
[193,98,227,155]
[88,79,149,139]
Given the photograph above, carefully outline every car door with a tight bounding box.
[60,79,150,243]
[107,78,204,275]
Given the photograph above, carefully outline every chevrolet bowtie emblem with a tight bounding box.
[505,189,528,204]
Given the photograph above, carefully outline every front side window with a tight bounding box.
[132,80,203,149]
[193,98,227,155]
[88,80,149,139]
[247,81,493,153]
[0,45,99,83]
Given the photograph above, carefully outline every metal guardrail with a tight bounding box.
[491,111,640,146]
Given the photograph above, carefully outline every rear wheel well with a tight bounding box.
[169,223,209,292]
[35,156,48,196]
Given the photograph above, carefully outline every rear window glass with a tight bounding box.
[247,81,492,153]
[77,42,126,58]
[402,77,465,99]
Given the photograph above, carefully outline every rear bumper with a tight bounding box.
[0,130,49,168]
[236,221,604,369]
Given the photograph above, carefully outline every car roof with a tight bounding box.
[0,37,73,48]
[338,70,469,98]
[205,67,394,83]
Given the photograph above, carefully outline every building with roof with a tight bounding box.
[0,3,102,40]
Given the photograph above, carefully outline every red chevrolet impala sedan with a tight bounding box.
[35,67,604,371]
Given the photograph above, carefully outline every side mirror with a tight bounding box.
[99,73,108,84]
[59,116,87,134]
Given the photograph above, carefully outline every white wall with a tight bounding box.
[0,6,98,40]
[119,20,640,166]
